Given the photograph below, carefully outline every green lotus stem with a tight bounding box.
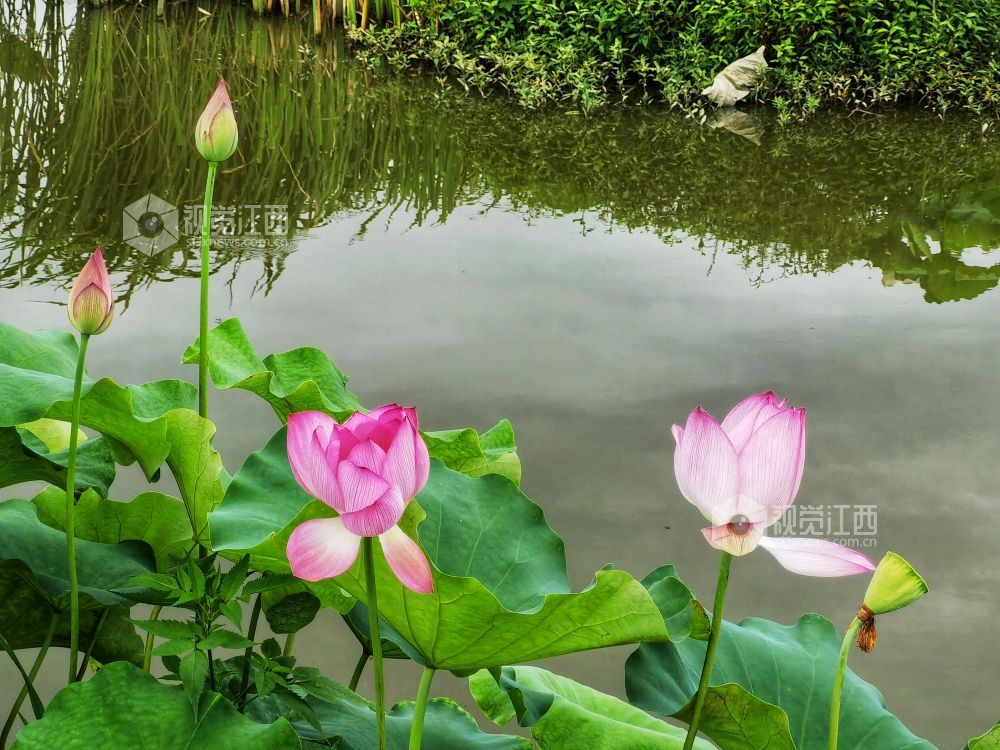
[1,612,57,746]
[683,551,733,750]
[75,607,109,681]
[198,160,217,421]
[142,605,163,673]
[239,593,263,708]
[65,332,90,684]
[208,650,216,691]
[349,650,369,691]
[363,537,386,750]
[408,665,435,750]
[829,618,863,750]
[282,633,297,658]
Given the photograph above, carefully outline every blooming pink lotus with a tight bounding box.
[672,392,874,576]
[67,248,115,336]
[285,405,434,593]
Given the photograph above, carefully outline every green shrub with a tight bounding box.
[354,0,1000,111]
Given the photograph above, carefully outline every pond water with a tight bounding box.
[2,2,999,747]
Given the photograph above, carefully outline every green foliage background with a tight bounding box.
[356,0,1000,111]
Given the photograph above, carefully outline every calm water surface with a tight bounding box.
[2,3,999,747]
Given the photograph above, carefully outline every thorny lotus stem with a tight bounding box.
[239,594,263,708]
[75,608,109,681]
[65,332,90,684]
[349,650,370,692]
[683,551,733,750]
[283,633,297,658]
[409,665,435,750]
[142,605,163,672]
[363,537,386,750]
[198,160,217,422]
[829,618,863,750]
[1,611,57,747]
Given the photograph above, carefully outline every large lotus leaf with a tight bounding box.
[0,323,224,544]
[0,499,154,606]
[342,601,415,661]
[184,319,521,483]
[470,666,715,750]
[631,567,794,748]
[639,565,710,643]
[33,487,193,570]
[211,429,667,672]
[11,662,300,750]
[423,419,521,485]
[969,724,1000,749]
[0,427,115,497]
[246,673,530,750]
[0,322,171,474]
[182,317,362,420]
[0,568,143,664]
[626,613,936,750]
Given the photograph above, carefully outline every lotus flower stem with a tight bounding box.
[409,666,435,750]
[363,537,387,750]
[1,612,57,747]
[142,605,163,673]
[283,633,297,658]
[198,160,218,420]
[65,332,90,684]
[829,618,862,750]
[75,607,109,681]
[238,593,263,708]
[349,650,369,691]
[683,551,733,750]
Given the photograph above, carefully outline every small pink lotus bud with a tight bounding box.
[195,79,238,162]
[68,248,115,336]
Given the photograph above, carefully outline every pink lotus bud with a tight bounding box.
[195,79,238,162]
[68,248,115,336]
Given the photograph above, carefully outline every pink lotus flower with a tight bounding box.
[195,78,238,163]
[67,248,114,336]
[285,405,434,593]
[672,392,874,576]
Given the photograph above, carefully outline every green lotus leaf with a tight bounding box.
[245,671,531,750]
[0,323,226,545]
[0,567,142,664]
[968,724,1000,749]
[182,317,362,420]
[639,565,710,643]
[32,487,194,570]
[0,499,154,606]
[469,665,715,749]
[11,662,300,750]
[626,612,936,749]
[211,428,668,672]
[184,319,521,484]
[423,419,521,485]
[302,696,533,750]
[342,601,415,661]
[0,427,115,497]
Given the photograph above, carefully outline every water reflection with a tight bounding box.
[2,3,1000,303]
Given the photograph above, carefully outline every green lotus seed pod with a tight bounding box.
[863,552,927,615]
